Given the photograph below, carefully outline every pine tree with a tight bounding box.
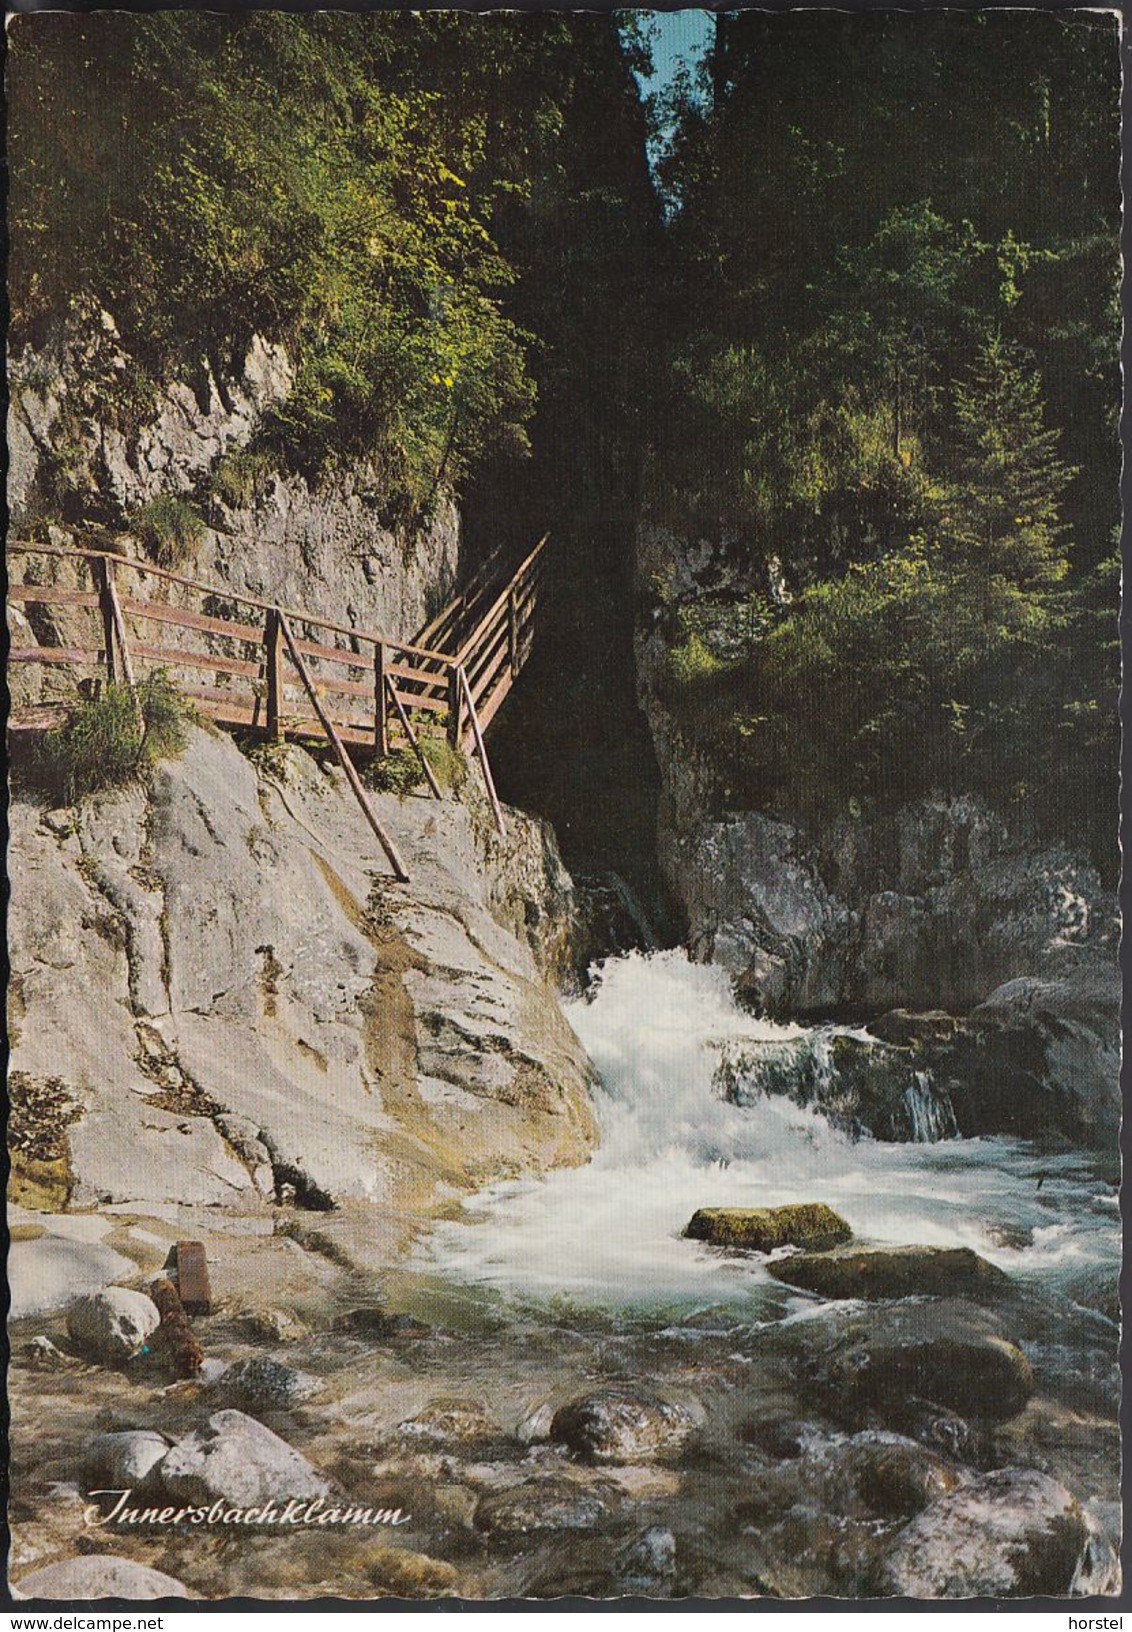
[945,334,1076,587]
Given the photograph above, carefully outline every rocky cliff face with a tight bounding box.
[9,727,598,1218]
[634,529,1120,1146]
[8,308,459,642]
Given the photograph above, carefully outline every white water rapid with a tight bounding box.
[422,950,1118,1318]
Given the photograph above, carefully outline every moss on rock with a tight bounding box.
[685,1203,852,1252]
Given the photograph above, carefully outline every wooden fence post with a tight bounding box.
[459,665,506,837]
[447,663,462,749]
[277,611,410,883]
[101,557,144,735]
[265,609,284,741]
[374,641,388,758]
[96,556,118,684]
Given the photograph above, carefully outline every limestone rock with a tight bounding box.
[475,1476,614,1540]
[86,1429,171,1489]
[209,1355,321,1412]
[881,1468,1093,1597]
[550,1389,696,1465]
[158,1409,330,1507]
[66,1287,160,1364]
[9,727,598,1214]
[767,1245,1010,1302]
[13,1555,193,1600]
[838,1432,965,1519]
[686,1203,851,1253]
[397,1398,499,1448]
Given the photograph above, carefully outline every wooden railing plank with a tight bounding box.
[132,641,263,680]
[7,586,101,608]
[9,541,454,665]
[121,597,264,646]
[9,645,104,664]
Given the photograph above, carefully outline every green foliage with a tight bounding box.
[240,736,296,784]
[7,12,554,524]
[131,495,206,568]
[365,747,425,797]
[650,11,1118,866]
[209,449,277,510]
[420,734,468,793]
[38,672,190,803]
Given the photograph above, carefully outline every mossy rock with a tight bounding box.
[767,1245,1011,1302]
[685,1203,852,1253]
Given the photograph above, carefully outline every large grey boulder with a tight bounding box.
[13,1555,193,1600]
[86,1430,171,1489]
[940,970,1120,1146]
[158,1409,330,1507]
[881,1469,1097,1597]
[66,1288,160,1364]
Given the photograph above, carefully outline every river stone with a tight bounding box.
[158,1409,330,1507]
[614,1525,678,1594]
[12,1555,193,1600]
[397,1397,499,1446]
[841,1432,965,1519]
[87,1429,171,1489]
[881,1468,1092,1597]
[686,1203,851,1253]
[244,1308,310,1344]
[869,1010,963,1049]
[66,1287,160,1364]
[474,1476,614,1540]
[210,1355,321,1411]
[550,1389,696,1464]
[767,1245,1011,1302]
[856,1333,1033,1424]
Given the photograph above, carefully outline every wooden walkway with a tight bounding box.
[7,535,547,867]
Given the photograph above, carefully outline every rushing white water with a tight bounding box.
[421,950,1118,1316]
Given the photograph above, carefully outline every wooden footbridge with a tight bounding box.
[7,535,547,879]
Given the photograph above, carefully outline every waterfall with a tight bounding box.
[420,950,1116,1312]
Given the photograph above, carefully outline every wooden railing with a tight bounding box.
[446,535,547,748]
[7,535,549,865]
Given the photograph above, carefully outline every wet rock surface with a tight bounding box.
[881,1468,1094,1597]
[550,1390,698,1465]
[474,1476,615,1540]
[209,1356,321,1413]
[768,1245,1011,1302]
[686,1203,851,1253]
[802,1302,1035,1428]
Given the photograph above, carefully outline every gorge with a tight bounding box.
[6,9,1122,1604]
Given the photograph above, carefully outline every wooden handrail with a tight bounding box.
[6,540,454,668]
[454,535,548,668]
[9,533,549,812]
